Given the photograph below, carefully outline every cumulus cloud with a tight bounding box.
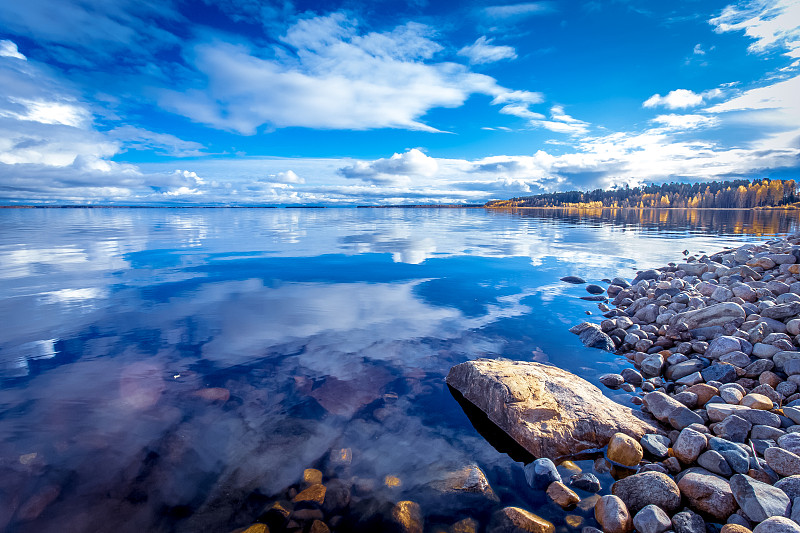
[643,89,705,109]
[0,40,26,60]
[458,36,517,65]
[160,14,513,134]
[483,2,556,18]
[338,149,438,185]
[268,170,305,184]
[650,114,719,130]
[711,0,800,58]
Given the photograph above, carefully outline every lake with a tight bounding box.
[1,207,798,532]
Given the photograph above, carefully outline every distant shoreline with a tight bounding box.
[0,204,798,210]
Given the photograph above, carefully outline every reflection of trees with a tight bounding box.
[492,207,800,236]
[487,179,799,209]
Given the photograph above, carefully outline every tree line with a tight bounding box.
[485,178,799,209]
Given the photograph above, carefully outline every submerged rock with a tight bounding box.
[446,359,662,459]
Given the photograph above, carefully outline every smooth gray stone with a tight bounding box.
[524,458,561,489]
[715,414,752,443]
[641,434,671,458]
[730,473,791,522]
[633,504,672,533]
[569,472,601,493]
[671,510,705,533]
[666,360,708,381]
[697,450,733,477]
[779,433,800,455]
[752,516,800,533]
[709,437,750,474]
[775,476,800,500]
[702,363,738,384]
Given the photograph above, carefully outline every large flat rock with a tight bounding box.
[446,359,663,459]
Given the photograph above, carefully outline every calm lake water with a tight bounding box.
[1,207,798,532]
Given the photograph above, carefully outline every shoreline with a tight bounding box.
[563,231,800,531]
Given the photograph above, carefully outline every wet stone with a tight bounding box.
[607,433,643,467]
[546,481,580,508]
[569,473,601,493]
[599,374,625,388]
[524,458,561,490]
[488,507,554,533]
[390,501,423,533]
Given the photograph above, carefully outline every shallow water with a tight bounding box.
[0,207,798,532]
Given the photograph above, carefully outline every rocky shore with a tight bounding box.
[560,232,800,533]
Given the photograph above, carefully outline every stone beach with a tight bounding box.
[229,233,800,533]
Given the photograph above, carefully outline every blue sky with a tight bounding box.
[0,0,798,205]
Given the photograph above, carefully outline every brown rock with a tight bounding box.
[488,507,554,533]
[595,495,633,533]
[686,384,719,406]
[242,525,268,533]
[721,525,752,533]
[677,468,737,521]
[450,517,479,533]
[607,433,644,467]
[741,394,773,410]
[390,501,423,533]
[15,485,60,522]
[446,360,662,459]
[546,481,580,508]
[303,468,323,486]
[309,520,330,533]
[293,484,326,507]
[611,471,681,514]
[191,387,231,402]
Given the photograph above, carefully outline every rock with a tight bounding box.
[709,436,751,474]
[671,510,706,533]
[390,501,423,533]
[764,447,800,477]
[752,516,800,533]
[677,468,737,521]
[670,302,746,330]
[595,495,633,533]
[722,387,746,405]
[641,434,671,458]
[294,484,326,507]
[611,471,681,514]
[600,374,625,388]
[570,323,616,351]
[621,368,644,386]
[721,525,752,533]
[774,352,800,373]
[730,473,791,522]
[524,458,561,489]
[451,518,479,533]
[488,507,554,533]
[741,394,773,410]
[608,433,644,467]
[762,303,800,321]
[641,355,665,377]
[322,479,351,514]
[707,336,749,359]
[15,485,60,522]
[774,476,800,500]
[698,450,734,476]
[707,403,754,422]
[633,505,672,533]
[570,473,601,493]
[667,360,708,381]
[303,468,323,486]
[721,351,752,367]
[446,360,662,459]
[242,524,268,533]
[546,482,580,508]
[561,276,586,284]
[778,433,800,454]
[432,464,498,502]
[587,284,605,294]
[674,428,708,464]
[703,363,739,384]
[714,414,752,443]
[191,387,231,402]
[687,384,720,406]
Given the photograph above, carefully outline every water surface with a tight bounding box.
[0,207,797,532]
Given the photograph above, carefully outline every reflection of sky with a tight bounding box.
[0,207,796,531]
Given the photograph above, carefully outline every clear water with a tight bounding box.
[0,207,797,532]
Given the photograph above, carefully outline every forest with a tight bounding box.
[485,178,799,209]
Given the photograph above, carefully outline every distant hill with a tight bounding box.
[485,178,799,209]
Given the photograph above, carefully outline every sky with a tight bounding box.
[0,0,799,205]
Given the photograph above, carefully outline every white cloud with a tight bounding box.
[711,0,800,59]
[458,36,517,65]
[643,89,705,109]
[483,2,555,18]
[694,43,707,55]
[108,126,206,158]
[650,114,719,130]
[338,148,438,185]
[160,14,513,134]
[269,170,305,184]
[0,40,26,60]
